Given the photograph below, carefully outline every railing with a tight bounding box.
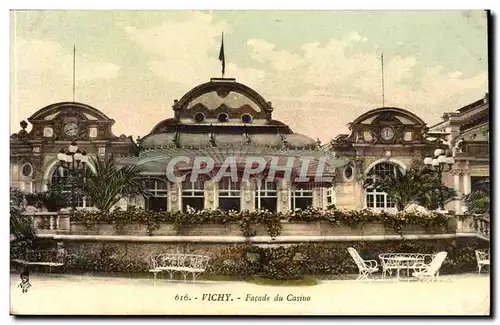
[456,214,490,240]
[474,215,490,239]
[24,211,71,233]
[23,211,490,241]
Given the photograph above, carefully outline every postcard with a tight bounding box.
[9,10,490,316]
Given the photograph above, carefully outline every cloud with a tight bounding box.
[11,39,121,131]
[123,21,487,142]
[13,39,120,81]
[238,31,488,141]
[247,39,303,71]
[11,14,487,145]
[124,12,231,89]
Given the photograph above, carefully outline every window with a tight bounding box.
[365,162,398,211]
[291,183,313,210]
[50,167,90,208]
[218,178,241,211]
[144,177,168,212]
[217,113,229,123]
[255,180,277,212]
[343,165,354,181]
[241,113,253,124]
[182,178,205,211]
[21,163,33,177]
[326,187,335,209]
[194,112,205,123]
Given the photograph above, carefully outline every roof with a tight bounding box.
[140,78,316,150]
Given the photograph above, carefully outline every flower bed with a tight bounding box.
[70,206,455,238]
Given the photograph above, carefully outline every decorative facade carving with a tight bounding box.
[10,102,138,193]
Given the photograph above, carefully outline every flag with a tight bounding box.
[218,32,225,77]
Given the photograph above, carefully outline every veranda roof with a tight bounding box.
[117,145,349,181]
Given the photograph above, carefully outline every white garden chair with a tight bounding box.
[347,247,379,281]
[475,249,490,274]
[412,251,447,282]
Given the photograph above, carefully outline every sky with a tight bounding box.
[10,10,489,142]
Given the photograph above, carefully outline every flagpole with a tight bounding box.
[73,44,76,102]
[219,32,225,78]
[381,53,385,107]
[221,32,224,78]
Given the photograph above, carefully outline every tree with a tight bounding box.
[82,156,149,212]
[10,188,36,241]
[363,167,457,211]
[464,179,490,214]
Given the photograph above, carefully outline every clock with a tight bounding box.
[63,122,78,137]
[380,126,395,141]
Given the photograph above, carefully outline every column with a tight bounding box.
[312,187,323,209]
[169,182,181,212]
[204,180,216,210]
[277,180,290,213]
[453,171,461,213]
[241,180,254,211]
[463,172,471,195]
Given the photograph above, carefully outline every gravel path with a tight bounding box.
[10,273,490,315]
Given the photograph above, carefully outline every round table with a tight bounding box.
[385,256,423,281]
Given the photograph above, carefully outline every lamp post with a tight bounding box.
[423,148,455,211]
[56,142,88,212]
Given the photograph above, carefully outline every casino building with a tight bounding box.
[10,76,489,215]
[10,78,341,213]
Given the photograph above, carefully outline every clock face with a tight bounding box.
[381,127,395,141]
[63,122,78,137]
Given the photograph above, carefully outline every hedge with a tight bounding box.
[13,238,488,281]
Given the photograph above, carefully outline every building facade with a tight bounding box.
[10,102,137,206]
[10,79,489,215]
[117,78,339,213]
[429,94,490,213]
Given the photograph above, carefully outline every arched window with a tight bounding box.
[255,180,277,212]
[182,177,205,212]
[50,167,90,208]
[144,177,168,212]
[365,162,399,211]
[291,183,314,210]
[218,177,241,211]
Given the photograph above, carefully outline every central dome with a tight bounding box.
[174,78,272,123]
[139,78,316,150]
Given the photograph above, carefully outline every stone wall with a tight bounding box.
[65,220,457,237]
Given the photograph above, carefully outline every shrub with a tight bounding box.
[260,246,304,280]
[53,239,486,278]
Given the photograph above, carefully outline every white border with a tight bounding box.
[2,3,497,324]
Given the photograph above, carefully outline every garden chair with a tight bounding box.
[148,255,163,286]
[475,249,490,274]
[347,247,379,281]
[412,251,447,282]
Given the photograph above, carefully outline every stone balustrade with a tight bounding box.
[24,209,71,234]
[456,214,490,240]
[22,209,490,242]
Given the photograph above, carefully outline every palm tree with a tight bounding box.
[363,167,456,211]
[464,179,490,214]
[82,156,149,212]
[10,188,36,241]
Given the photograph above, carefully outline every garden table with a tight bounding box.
[384,256,423,281]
